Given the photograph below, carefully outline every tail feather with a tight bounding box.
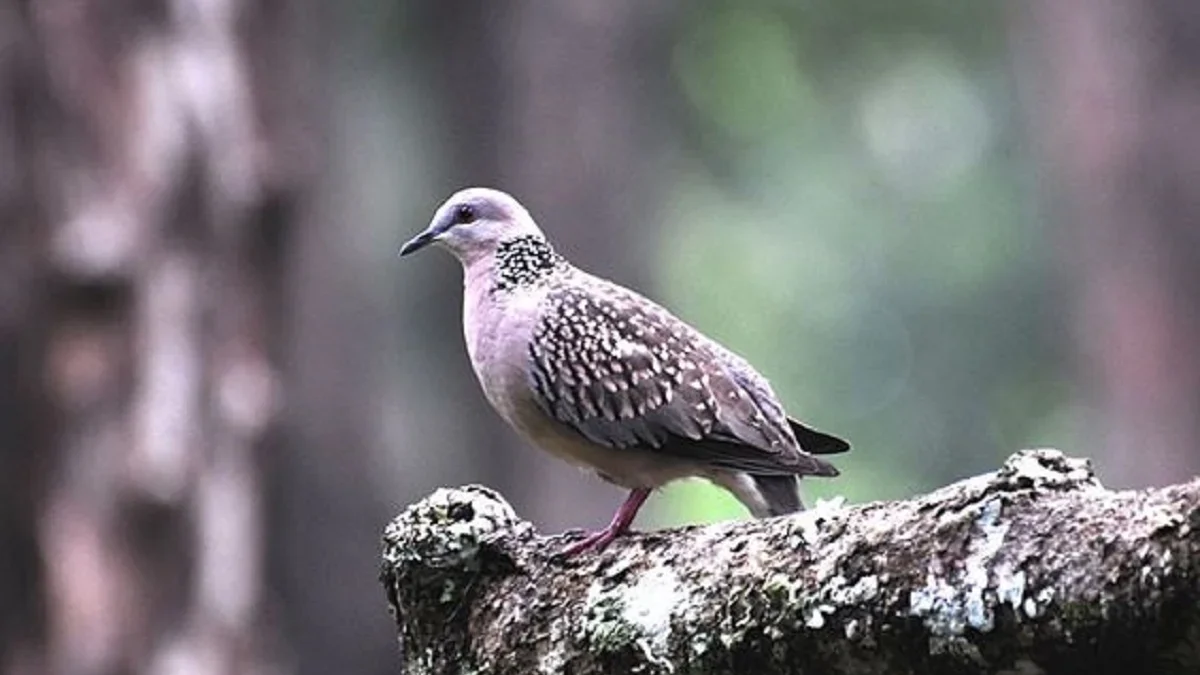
[799,454,840,478]
[787,418,850,455]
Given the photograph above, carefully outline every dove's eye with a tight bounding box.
[454,204,477,224]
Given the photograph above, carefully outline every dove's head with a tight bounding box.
[400,187,546,266]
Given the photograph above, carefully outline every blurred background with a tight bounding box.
[3,0,1199,673]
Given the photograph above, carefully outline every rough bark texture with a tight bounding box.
[0,1,311,672]
[380,449,1200,675]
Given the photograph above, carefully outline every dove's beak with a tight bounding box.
[398,229,437,257]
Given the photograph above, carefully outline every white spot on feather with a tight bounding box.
[613,338,651,360]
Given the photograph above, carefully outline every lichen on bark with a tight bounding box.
[380,449,1200,674]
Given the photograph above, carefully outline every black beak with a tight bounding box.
[398,230,436,257]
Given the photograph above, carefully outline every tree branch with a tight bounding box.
[379,449,1200,674]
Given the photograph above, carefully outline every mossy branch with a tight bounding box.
[379,449,1200,674]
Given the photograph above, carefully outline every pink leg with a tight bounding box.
[560,488,651,557]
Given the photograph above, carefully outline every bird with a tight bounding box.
[399,187,849,556]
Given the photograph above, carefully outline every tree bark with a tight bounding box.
[381,449,1200,675]
[1014,0,1200,487]
[0,1,311,673]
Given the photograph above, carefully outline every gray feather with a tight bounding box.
[751,475,805,515]
[527,279,838,478]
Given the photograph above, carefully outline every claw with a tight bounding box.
[559,528,620,557]
[554,487,650,558]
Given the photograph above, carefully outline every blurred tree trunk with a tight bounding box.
[421,0,675,532]
[0,1,313,673]
[1015,0,1200,486]
[269,6,399,674]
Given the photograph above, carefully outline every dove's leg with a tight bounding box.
[560,488,651,556]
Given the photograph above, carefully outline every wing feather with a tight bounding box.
[527,278,842,477]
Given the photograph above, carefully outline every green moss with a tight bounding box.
[578,566,684,671]
[581,588,642,654]
[381,486,531,675]
[908,495,1019,649]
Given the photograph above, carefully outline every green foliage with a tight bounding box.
[651,0,1074,525]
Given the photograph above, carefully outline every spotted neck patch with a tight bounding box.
[493,235,565,293]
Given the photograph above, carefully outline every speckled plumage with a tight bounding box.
[400,187,849,555]
[492,235,565,293]
[525,280,839,478]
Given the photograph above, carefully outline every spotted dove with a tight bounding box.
[399,187,849,555]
